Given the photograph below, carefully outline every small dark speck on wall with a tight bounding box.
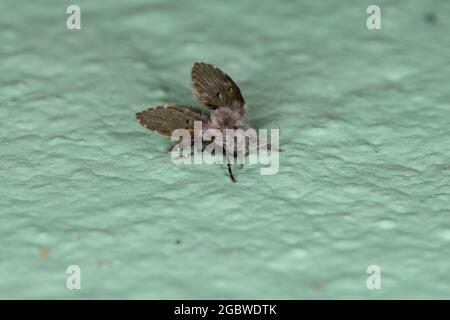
[424,12,437,24]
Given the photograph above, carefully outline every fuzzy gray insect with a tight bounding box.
[136,62,267,182]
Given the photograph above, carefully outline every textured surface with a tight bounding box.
[1,0,449,299]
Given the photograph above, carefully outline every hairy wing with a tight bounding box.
[136,104,204,136]
[191,62,246,113]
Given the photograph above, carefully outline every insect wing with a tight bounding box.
[136,104,203,136]
[191,62,246,113]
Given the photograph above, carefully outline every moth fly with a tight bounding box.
[136,62,280,182]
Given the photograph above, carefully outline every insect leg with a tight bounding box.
[258,139,284,152]
[266,143,284,152]
[167,144,179,153]
[171,140,208,160]
[171,144,195,160]
[227,163,236,183]
[225,153,237,183]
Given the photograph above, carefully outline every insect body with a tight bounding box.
[136,62,263,182]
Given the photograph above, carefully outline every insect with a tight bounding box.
[136,62,275,182]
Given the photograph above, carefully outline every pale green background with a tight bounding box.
[1,0,449,299]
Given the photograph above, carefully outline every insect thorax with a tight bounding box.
[206,107,249,131]
[202,107,257,157]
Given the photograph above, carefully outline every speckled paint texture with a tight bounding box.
[1,0,449,299]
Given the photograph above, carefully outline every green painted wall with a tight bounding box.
[1,0,449,299]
